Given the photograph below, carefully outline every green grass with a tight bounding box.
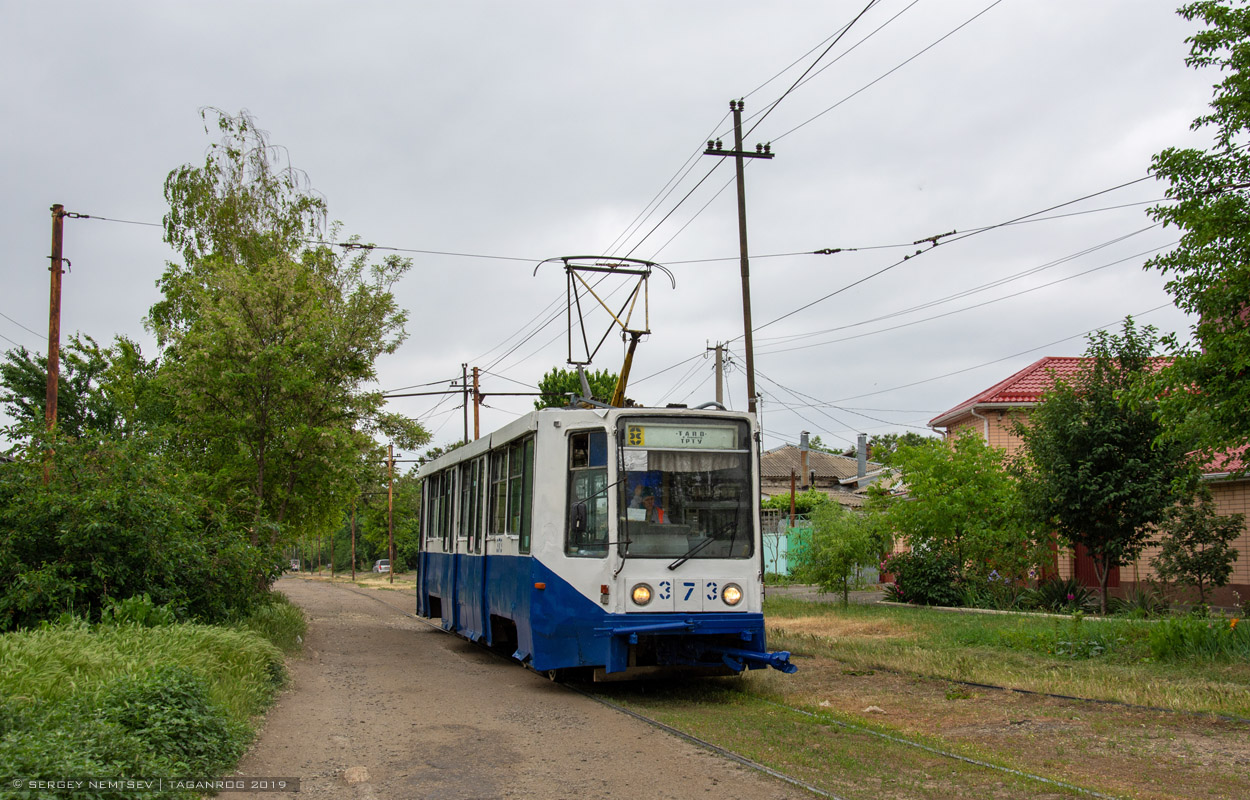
[229,591,306,654]
[594,679,1089,800]
[0,592,302,798]
[764,596,1250,718]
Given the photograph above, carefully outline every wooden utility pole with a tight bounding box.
[703,101,772,414]
[43,205,67,482]
[789,469,797,528]
[46,205,66,431]
[387,444,395,585]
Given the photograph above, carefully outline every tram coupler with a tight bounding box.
[704,645,797,674]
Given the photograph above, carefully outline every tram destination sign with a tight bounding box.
[625,423,737,450]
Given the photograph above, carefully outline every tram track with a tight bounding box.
[324,580,1129,799]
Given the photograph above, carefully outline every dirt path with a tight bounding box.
[231,577,811,799]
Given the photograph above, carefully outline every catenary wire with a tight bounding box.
[663,197,1168,265]
[751,176,1159,335]
[755,235,1172,355]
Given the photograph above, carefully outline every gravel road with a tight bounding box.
[231,577,812,799]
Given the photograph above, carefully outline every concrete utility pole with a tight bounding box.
[472,367,482,440]
[462,363,469,444]
[707,342,725,405]
[703,102,772,414]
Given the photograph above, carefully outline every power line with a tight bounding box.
[663,198,1168,265]
[754,231,1171,354]
[828,302,1175,404]
[752,176,1160,335]
[0,331,28,349]
[621,1,883,260]
[605,110,733,258]
[753,369,858,447]
[0,310,44,340]
[772,0,1008,144]
[743,0,883,140]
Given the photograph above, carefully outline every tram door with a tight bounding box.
[456,456,488,642]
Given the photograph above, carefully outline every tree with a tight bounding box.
[148,109,427,546]
[1152,487,1242,606]
[792,503,877,607]
[887,432,1037,583]
[534,366,619,409]
[868,432,940,465]
[1013,320,1193,613]
[0,334,160,443]
[0,428,273,629]
[1147,2,1250,472]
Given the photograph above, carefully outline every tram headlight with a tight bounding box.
[722,583,743,606]
[631,583,653,606]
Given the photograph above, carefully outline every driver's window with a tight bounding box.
[565,430,608,557]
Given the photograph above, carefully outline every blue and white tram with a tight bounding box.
[416,405,796,679]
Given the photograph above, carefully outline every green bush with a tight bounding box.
[959,571,1030,610]
[0,430,280,631]
[101,593,178,627]
[1023,576,1099,614]
[0,618,288,800]
[231,592,306,653]
[882,550,961,606]
[1109,585,1170,618]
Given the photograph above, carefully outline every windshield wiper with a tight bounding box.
[666,535,717,571]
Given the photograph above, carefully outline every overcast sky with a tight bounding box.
[2,1,1216,456]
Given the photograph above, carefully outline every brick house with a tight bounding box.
[929,356,1250,606]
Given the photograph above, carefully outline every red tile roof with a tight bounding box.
[1202,445,1248,476]
[930,356,1245,478]
[929,357,1087,427]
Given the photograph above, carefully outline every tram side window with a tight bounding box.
[566,430,608,557]
[426,472,445,552]
[508,438,534,554]
[490,450,508,536]
[441,468,456,552]
[423,474,437,551]
[487,437,535,553]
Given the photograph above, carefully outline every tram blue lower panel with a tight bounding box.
[418,552,772,674]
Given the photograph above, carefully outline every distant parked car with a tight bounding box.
[372,559,390,574]
[289,559,300,572]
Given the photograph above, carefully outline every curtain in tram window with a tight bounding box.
[649,452,742,472]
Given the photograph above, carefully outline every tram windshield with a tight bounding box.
[618,418,753,560]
